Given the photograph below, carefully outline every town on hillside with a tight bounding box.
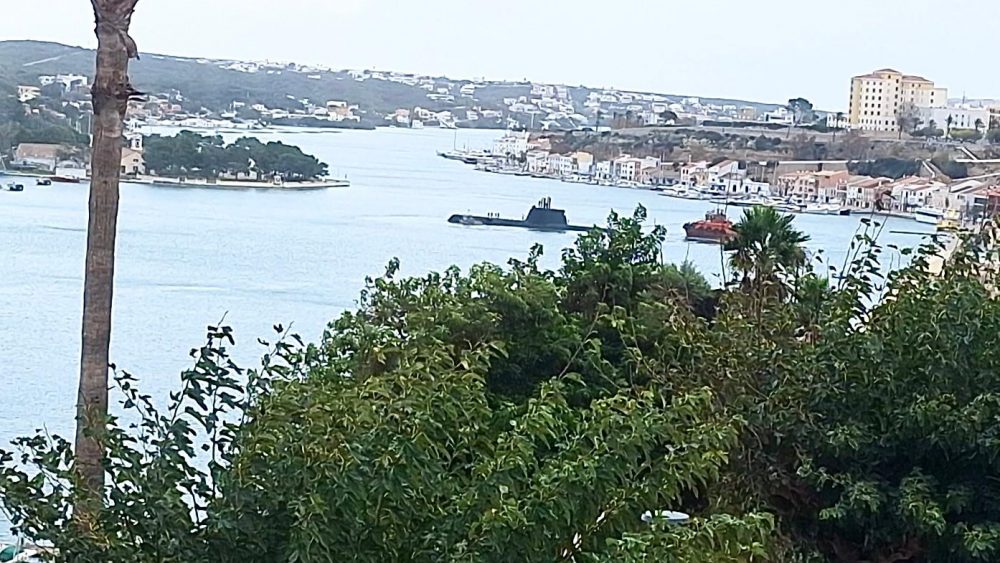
[429,68,1000,227]
[7,58,1000,219]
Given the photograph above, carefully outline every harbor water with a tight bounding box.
[0,127,933,539]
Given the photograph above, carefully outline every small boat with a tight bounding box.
[775,203,803,213]
[802,203,831,215]
[448,197,594,232]
[913,206,944,225]
[6,182,24,192]
[36,178,52,186]
[0,541,49,561]
[51,175,81,184]
[936,209,961,232]
[683,210,736,244]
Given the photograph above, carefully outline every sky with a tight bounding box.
[1,0,998,110]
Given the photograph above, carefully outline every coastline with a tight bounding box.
[0,171,350,190]
[132,176,350,190]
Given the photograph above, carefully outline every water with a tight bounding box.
[0,127,931,538]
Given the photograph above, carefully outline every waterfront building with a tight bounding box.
[776,170,850,202]
[492,131,530,158]
[844,176,892,209]
[613,156,644,183]
[679,161,709,185]
[569,151,595,176]
[121,148,145,176]
[848,68,947,132]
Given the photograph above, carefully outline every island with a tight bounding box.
[138,131,347,189]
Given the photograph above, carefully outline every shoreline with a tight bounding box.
[0,171,350,190]
[132,176,350,190]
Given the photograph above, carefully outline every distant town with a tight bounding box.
[6,42,1000,227]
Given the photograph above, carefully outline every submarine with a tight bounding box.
[448,197,594,232]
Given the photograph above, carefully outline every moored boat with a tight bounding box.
[914,206,944,225]
[802,203,831,215]
[6,182,24,192]
[683,210,736,244]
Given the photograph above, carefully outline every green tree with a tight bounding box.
[787,98,814,125]
[951,128,982,143]
[724,206,809,293]
[0,208,773,563]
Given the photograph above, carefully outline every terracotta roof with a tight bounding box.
[902,75,932,83]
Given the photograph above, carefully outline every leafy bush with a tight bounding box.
[7,211,1000,562]
[848,158,920,179]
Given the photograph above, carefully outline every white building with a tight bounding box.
[848,68,948,132]
[526,151,549,173]
[917,106,990,131]
[826,113,850,129]
[595,160,613,180]
[613,157,643,183]
[492,131,530,158]
[763,107,794,125]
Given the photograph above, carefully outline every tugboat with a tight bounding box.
[448,197,594,232]
[683,210,736,243]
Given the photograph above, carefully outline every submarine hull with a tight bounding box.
[448,214,592,232]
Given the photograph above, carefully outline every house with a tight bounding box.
[776,170,850,202]
[17,85,40,102]
[595,160,613,181]
[708,160,741,182]
[763,107,794,125]
[570,151,595,176]
[934,179,988,216]
[887,177,943,210]
[643,163,681,186]
[679,161,709,185]
[121,148,145,176]
[613,156,644,183]
[547,153,573,176]
[525,150,549,173]
[844,176,892,209]
[492,131,530,158]
[14,143,63,172]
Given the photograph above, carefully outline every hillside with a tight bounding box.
[0,41,789,126]
[0,41,446,116]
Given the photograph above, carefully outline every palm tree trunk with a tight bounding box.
[75,0,139,512]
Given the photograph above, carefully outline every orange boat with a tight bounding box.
[683,210,736,243]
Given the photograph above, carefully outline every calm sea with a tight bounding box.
[0,127,931,539]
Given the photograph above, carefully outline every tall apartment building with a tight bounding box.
[848,69,947,132]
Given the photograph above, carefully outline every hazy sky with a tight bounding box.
[1,0,997,109]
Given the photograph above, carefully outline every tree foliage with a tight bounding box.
[7,210,1000,562]
[143,131,328,180]
[847,158,920,179]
